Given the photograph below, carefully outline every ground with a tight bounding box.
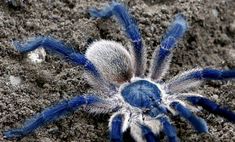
[0,0,235,142]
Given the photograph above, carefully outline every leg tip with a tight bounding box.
[175,13,186,21]
[88,7,112,19]
[2,129,24,140]
[174,13,188,30]
[88,8,99,18]
[12,36,46,54]
[12,39,23,53]
[195,121,209,133]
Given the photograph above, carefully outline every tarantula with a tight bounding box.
[3,2,235,142]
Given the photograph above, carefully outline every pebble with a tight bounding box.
[229,20,235,35]
[161,6,168,14]
[212,94,219,100]
[228,49,235,59]
[40,137,53,142]
[212,9,219,17]
[27,47,46,64]
[9,75,21,86]
[218,33,231,46]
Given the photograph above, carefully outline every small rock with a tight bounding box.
[212,94,219,100]
[27,47,46,64]
[217,33,231,46]
[228,49,235,59]
[42,83,50,88]
[229,20,235,35]
[161,6,168,14]
[40,137,53,142]
[212,9,219,17]
[9,75,21,86]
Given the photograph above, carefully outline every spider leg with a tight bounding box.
[150,14,187,81]
[141,124,160,142]
[158,116,179,142]
[3,95,110,140]
[109,113,126,142]
[89,2,145,76]
[13,36,98,75]
[129,118,160,142]
[165,68,235,93]
[170,101,208,133]
[186,96,235,123]
[147,106,179,142]
[13,36,115,92]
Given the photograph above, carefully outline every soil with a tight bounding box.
[0,0,235,142]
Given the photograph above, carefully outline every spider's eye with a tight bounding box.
[85,40,134,84]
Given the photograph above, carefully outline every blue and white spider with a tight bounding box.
[3,2,235,142]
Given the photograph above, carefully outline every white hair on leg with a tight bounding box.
[163,93,203,115]
[83,72,115,95]
[165,68,203,93]
[122,111,130,132]
[129,40,146,77]
[176,92,204,99]
[84,99,119,114]
[109,111,130,133]
[85,40,134,84]
[130,121,146,142]
[143,115,161,135]
[176,93,204,112]
[149,47,173,81]
[170,100,201,114]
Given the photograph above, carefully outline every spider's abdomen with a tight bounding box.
[121,80,161,108]
[85,40,133,84]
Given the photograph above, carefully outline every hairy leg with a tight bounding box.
[158,116,179,142]
[186,96,235,123]
[129,118,160,142]
[109,113,125,142]
[13,36,115,92]
[150,14,187,81]
[89,2,145,76]
[165,68,235,93]
[3,95,108,140]
[141,124,160,142]
[170,101,208,132]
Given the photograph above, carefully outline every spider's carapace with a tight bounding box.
[121,79,161,108]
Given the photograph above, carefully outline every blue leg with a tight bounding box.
[3,95,103,140]
[170,101,208,133]
[159,116,179,142]
[180,68,235,80]
[13,36,115,91]
[141,124,160,142]
[150,14,187,81]
[166,68,235,93]
[186,96,235,123]
[89,2,144,76]
[110,113,124,142]
[13,36,100,77]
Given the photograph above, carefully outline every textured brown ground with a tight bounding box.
[0,0,235,142]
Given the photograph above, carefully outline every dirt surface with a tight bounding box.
[0,0,235,142]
